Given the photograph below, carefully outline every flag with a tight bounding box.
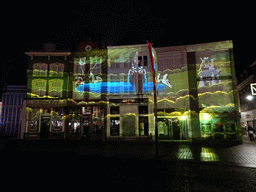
[147,41,157,84]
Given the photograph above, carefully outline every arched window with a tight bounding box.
[49,63,64,76]
[48,79,63,98]
[32,79,47,97]
[33,63,48,76]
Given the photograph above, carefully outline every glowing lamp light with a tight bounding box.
[202,113,211,121]
[246,95,253,101]
[180,116,187,120]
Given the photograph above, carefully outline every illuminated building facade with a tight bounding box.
[104,41,241,142]
[25,44,72,140]
[24,41,241,143]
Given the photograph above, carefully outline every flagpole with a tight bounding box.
[147,41,158,158]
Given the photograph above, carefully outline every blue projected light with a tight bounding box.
[75,82,166,94]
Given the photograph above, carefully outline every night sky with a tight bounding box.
[1,1,255,98]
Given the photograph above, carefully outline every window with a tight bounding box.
[110,106,119,114]
[90,57,101,75]
[74,58,87,74]
[32,79,47,97]
[138,56,142,67]
[110,117,120,136]
[49,79,63,97]
[49,63,64,76]
[139,106,148,114]
[33,63,48,76]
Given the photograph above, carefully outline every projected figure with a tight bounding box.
[75,77,84,86]
[89,72,103,83]
[75,52,172,94]
[198,57,221,87]
[158,73,172,88]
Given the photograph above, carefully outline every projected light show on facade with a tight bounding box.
[24,41,241,143]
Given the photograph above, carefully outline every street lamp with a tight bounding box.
[246,95,253,101]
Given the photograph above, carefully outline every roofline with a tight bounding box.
[107,44,148,49]
[25,52,72,57]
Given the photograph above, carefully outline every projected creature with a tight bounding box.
[89,72,103,83]
[198,57,221,87]
[75,52,172,94]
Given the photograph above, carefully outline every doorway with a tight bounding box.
[82,115,91,138]
[139,116,149,136]
[41,116,50,140]
[81,106,105,140]
[158,117,187,140]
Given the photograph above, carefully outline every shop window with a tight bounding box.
[51,109,63,131]
[201,124,212,137]
[214,123,224,132]
[110,106,119,114]
[225,123,236,132]
[110,117,120,136]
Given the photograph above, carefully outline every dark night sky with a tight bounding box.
[1,1,255,98]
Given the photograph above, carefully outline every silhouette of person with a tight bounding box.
[248,125,255,141]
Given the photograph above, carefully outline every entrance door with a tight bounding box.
[158,117,181,140]
[139,117,149,136]
[172,118,180,140]
[41,116,50,140]
[82,115,91,139]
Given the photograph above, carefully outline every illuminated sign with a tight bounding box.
[250,83,256,95]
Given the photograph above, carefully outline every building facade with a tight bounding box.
[104,41,241,142]
[237,62,256,137]
[1,85,27,139]
[25,44,72,140]
[24,41,241,143]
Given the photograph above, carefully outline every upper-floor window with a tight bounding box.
[49,63,64,76]
[74,57,89,75]
[90,57,102,75]
[48,79,64,98]
[33,63,48,76]
[32,79,47,97]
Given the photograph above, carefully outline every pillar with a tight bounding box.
[187,52,201,141]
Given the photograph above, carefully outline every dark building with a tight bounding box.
[0,85,27,139]
[237,61,256,138]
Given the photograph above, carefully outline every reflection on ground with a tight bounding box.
[176,145,219,161]
[176,145,193,160]
[201,147,219,161]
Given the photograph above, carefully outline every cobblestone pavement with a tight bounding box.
[1,140,256,191]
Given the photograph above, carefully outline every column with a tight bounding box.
[187,52,201,141]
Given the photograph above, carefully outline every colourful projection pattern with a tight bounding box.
[74,46,172,95]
